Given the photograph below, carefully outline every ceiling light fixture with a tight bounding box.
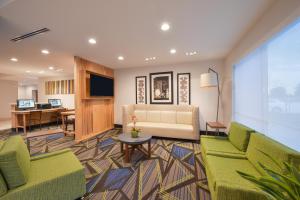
[185,51,197,56]
[41,49,50,54]
[145,57,157,61]
[170,49,176,54]
[25,70,31,73]
[88,38,97,44]
[10,57,18,62]
[161,23,170,31]
[118,56,124,61]
[48,66,54,70]
[38,70,45,74]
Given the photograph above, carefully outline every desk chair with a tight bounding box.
[28,110,42,131]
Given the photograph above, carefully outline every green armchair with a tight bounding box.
[0,135,86,200]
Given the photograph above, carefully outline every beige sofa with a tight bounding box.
[122,104,200,140]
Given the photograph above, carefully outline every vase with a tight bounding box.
[131,130,139,138]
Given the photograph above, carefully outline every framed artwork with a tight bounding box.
[135,76,147,104]
[177,73,191,105]
[150,71,173,104]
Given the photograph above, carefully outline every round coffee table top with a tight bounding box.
[118,133,152,145]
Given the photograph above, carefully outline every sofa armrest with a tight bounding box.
[201,135,228,140]
[31,148,72,161]
[122,105,134,133]
[216,181,267,200]
[192,106,200,140]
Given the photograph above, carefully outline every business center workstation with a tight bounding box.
[10,99,71,134]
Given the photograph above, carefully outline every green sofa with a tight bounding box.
[201,122,300,200]
[0,135,86,200]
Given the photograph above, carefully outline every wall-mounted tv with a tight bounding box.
[90,74,114,96]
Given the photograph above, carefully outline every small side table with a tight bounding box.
[206,122,226,136]
[118,133,152,163]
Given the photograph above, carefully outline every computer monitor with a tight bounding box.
[17,99,35,110]
[48,99,62,108]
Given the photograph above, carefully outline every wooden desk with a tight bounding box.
[11,108,66,135]
[206,121,227,136]
[61,110,75,135]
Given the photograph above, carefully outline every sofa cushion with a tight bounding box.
[0,141,7,197]
[176,112,192,125]
[3,149,86,200]
[0,136,30,189]
[134,110,147,122]
[147,111,161,122]
[206,155,266,200]
[201,136,246,157]
[228,122,253,152]
[247,132,300,175]
[161,111,176,124]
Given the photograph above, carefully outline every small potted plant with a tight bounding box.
[131,115,141,138]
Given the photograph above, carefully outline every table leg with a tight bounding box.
[120,142,124,153]
[62,115,65,131]
[23,114,27,135]
[125,144,129,163]
[148,140,151,158]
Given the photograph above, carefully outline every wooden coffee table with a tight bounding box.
[118,133,152,163]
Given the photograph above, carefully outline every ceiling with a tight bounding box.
[0,0,275,80]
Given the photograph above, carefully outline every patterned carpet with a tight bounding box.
[0,128,210,200]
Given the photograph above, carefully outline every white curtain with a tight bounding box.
[233,19,300,151]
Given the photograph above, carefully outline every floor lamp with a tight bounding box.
[200,68,220,122]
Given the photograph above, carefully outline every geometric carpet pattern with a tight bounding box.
[0,128,211,200]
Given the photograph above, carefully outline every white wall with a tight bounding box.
[222,0,300,126]
[0,80,18,119]
[18,85,37,99]
[38,76,75,109]
[114,59,224,130]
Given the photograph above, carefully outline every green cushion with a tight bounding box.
[206,155,268,200]
[0,141,8,197]
[2,149,86,200]
[201,135,246,157]
[0,136,30,189]
[247,132,300,175]
[228,122,254,152]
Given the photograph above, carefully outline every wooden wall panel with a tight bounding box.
[74,56,114,142]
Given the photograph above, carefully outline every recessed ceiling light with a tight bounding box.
[145,58,149,61]
[48,66,54,70]
[41,49,50,54]
[161,23,170,31]
[118,56,124,61]
[25,70,31,73]
[170,49,176,54]
[88,38,97,44]
[38,70,45,74]
[10,57,18,62]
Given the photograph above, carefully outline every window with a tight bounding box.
[233,19,300,151]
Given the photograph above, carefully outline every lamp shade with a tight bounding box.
[200,72,217,87]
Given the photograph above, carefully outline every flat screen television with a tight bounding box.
[17,99,35,110]
[90,74,114,96]
[48,99,62,107]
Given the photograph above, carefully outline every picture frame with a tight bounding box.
[177,73,191,105]
[150,71,173,104]
[135,76,147,104]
